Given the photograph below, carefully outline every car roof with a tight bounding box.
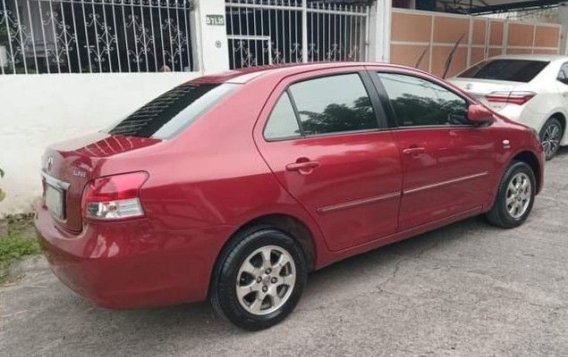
[190,62,426,84]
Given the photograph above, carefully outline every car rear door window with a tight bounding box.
[288,73,378,135]
[377,73,469,127]
[264,92,302,140]
[558,63,568,84]
[458,59,548,83]
[107,83,237,139]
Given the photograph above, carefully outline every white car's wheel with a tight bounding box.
[540,117,563,160]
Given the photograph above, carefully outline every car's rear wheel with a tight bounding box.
[486,161,536,228]
[210,226,307,330]
[540,117,563,160]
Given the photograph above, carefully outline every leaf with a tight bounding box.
[0,189,5,202]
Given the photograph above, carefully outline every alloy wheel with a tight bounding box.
[505,172,532,219]
[236,245,296,316]
[542,122,562,159]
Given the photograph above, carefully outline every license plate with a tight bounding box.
[46,184,65,219]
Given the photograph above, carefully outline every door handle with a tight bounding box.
[402,147,425,155]
[286,159,320,173]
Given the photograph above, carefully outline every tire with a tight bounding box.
[210,225,307,331]
[485,161,536,229]
[540,117,563,160]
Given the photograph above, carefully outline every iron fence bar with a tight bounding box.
[13,0,27,73]
[2,0,16,73]
[183,0,190,69]
[81,0,91,72]
[121,0,130,72]
[90,0,101,72]
[38,0,50,73]
[166,0,173,70]
[101,0,112,72]
[26,0,39,72]
[149,0,156,72]
[229,4,235,69]
[156,0,165,71]
[110,0,121,72]
[140,0,148,71]
[69,0,82,72]
[48,0,61,72]
[175,1,182,70]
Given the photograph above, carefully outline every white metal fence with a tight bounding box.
[0,0,194,74]
[225,0,369,69]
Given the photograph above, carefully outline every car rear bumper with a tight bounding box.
[34,203,234,309]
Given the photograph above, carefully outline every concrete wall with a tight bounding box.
[0,72,199,215]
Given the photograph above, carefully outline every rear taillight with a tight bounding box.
[485,91,536,105]
[81,172,148,220]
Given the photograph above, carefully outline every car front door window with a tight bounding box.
[377,73,469,127]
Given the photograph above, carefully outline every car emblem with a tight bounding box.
[46,156,54,172]
[465,83,473,90]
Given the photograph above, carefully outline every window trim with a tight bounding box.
[370,70,474,130]
[262,71,390,142]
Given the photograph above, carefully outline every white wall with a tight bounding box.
[0,72,199,216]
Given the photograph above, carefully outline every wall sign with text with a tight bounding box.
[206,15,225,26]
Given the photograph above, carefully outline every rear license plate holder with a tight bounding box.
[46,184,65,219]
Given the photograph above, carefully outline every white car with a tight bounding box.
[449,55,568,160]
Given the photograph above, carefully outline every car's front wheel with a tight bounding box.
[486,161,536,228]
[211,226,307,330]
[540,117,563,160]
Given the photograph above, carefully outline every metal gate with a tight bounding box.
[225,0,369,69]
[0,0,194,75]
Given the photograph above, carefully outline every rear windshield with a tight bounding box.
[458,59,549,83]
[107,83,237,139]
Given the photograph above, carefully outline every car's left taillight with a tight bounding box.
[485,91,536,105]
[81,172,148,220]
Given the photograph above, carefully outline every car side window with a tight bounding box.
[288,73,378,135]
[377,73,469,127]
[264,92,302,140]
[558,63,568,85]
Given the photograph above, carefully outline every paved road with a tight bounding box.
[2,149,567,357]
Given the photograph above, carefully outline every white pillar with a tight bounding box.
[558,2,568,55]
[192,0,230,74]
[368,0,392,63]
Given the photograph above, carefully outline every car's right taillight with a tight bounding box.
[81,172,148,220]
[486,91,536,105]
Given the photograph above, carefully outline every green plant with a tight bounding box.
[0,234,40,263]
[0,215,40,284]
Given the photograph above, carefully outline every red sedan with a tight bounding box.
[35,63,544,330]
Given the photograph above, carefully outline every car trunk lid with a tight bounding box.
[41,133,161,232]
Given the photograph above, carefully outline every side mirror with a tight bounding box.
[468,104,494,124]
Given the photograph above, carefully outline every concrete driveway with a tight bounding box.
[2,149,567,357]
